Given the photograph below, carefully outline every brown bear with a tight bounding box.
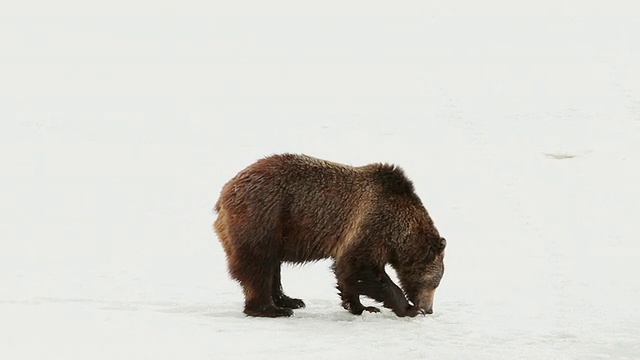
[213,154,446,318]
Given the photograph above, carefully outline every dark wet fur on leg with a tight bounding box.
[336,282,380,315]
[354,268,420,317]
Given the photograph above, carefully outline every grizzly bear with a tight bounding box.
[214,154,446,318]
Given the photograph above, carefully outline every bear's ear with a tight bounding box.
[438,237,446,253]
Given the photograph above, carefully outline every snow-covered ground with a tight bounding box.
[2,1,639,359]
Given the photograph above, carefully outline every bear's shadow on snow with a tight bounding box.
[14,297,438,321]
[164,300,424,322]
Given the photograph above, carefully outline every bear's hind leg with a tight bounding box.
[272,263,305,309]
[230,253,293,317]
[241,273,293,317]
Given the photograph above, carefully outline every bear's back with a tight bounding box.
[224,154,421,212]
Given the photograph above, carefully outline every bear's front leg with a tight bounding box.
[355,267,418,317]
[378,271,420,317]
[336,282,381,315]
[333,259,381,315]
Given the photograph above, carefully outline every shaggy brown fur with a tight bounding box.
[214,154,446,317]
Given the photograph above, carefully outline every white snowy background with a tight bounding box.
[1,1,639,359]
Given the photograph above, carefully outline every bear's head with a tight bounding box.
[397,236,446,315]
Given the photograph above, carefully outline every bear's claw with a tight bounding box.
[275,296,306,309]
[363,306,380,313]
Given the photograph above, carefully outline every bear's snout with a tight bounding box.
[413,288,436,315]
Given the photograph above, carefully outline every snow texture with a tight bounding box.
[1,1,639,359]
